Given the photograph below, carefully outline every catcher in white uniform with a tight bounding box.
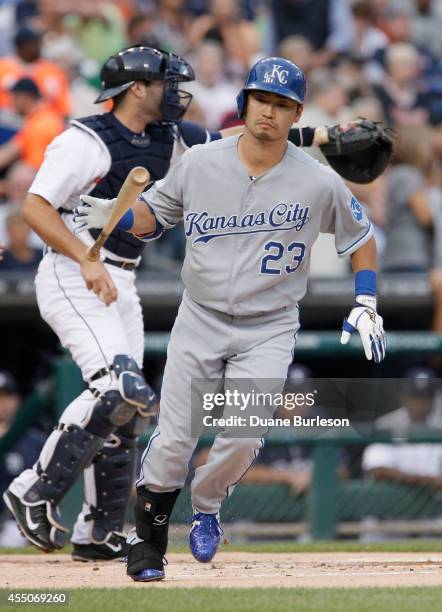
[78,57,386,581]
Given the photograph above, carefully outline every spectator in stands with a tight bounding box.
[299,69,348,136]
[0,370,45,546]
[2,160,36,209]
[0,161,41,251]
[269,0,354,69]
[362,368,442,491]
[277,35,314,75]
[0,205,42,271]
[351,1,389,60]
[382,126,433,274]
[0,78,65,171]
[0,26,71,117]
[40,32,107,118]
[127,10,161,48]
[334,55,374,103]
[373,43,430,126]
[151,0,194,55]
[0,1,17,57]
[183,98,208,127]
[411,0,442,59]
[428,132,442,331]
[186,0,259,73]
[351,96,385,122]
[183,41,238,130]
[62,0,129,65]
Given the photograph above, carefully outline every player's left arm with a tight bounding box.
[324,172,386,363]
[340,236,386,363]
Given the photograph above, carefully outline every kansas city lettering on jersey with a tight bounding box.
[185,202,310,244]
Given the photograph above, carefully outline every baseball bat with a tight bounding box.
[86,166,150,262]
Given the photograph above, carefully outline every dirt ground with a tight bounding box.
[1,552,442,589]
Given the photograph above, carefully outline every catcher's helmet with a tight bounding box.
[95,46,194,119]
[237,57,306,118]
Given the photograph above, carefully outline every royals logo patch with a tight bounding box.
[350,197,363,223]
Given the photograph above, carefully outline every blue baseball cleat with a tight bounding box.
[130,568,165,582]
[126,541,167,582]
[189,512,223,563]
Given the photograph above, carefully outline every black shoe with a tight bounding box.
[71,532,129,561]
[3,490,67,553]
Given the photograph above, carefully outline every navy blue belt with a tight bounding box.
[44,246,138,271]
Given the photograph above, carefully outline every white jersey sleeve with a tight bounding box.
[28,127,111,210]
[320,171,373,258]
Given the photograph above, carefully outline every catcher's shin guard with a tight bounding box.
[84,407,153,545]
[126,488,180,579]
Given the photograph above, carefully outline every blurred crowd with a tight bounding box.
[0,0,440,326]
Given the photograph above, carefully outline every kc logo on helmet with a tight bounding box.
[264,64,289,85]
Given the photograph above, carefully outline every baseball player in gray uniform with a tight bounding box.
[77,57,386,581]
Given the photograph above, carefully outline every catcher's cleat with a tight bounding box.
[189,512,223,563]
[3,490,68,552]
[72,531,129,562]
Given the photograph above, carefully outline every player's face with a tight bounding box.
[133,80,165,120]
[245,91,303,141]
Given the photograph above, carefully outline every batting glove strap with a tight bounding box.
[341,294,386,363]
[73,194,116,233]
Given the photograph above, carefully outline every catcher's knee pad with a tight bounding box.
[87,355,156,438]
[135,488,180,554]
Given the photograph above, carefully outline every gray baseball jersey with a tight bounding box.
[141,134,372,316]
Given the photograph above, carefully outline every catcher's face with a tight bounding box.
[129,80,165,120]
[246,91,303,142]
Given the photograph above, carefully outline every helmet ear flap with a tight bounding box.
[236,90,247,118]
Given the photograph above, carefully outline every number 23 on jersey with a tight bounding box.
[260,240,306,275]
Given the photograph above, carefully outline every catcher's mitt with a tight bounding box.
[320,119,395,184]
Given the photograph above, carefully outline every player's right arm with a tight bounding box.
[24,127,118,304]
[22,194,117,304]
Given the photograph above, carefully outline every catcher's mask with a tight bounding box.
[95,46,194,123]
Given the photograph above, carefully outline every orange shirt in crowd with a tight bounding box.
[0,57,71,116]
[13,103,65,169]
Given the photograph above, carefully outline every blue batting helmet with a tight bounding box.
[237,57,306,118]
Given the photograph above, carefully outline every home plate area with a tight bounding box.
[2,552,442,589]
